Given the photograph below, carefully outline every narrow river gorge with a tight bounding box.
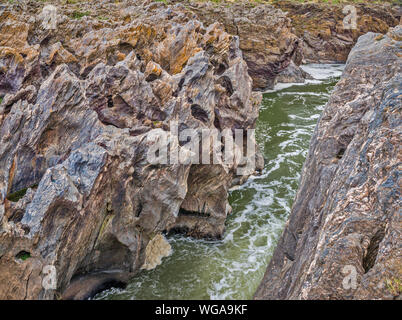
[95,64,345,300]
[0,0,400,301]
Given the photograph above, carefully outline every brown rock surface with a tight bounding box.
[273,0,401,63]
[0,0,262,299]
[255,26,402,300]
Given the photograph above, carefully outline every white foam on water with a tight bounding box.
[265,63,345,93]
[96,64,343,301]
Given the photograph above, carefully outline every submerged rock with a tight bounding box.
[0,1,262,299]
[255,26,401,300]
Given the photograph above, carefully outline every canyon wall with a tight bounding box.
[0,0,262,299]
[255,26,401,300]
[171,0,400,87]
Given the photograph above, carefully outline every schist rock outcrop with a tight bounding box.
[255,26,401,300]
[273,0,401,63]
[0,0,263,299]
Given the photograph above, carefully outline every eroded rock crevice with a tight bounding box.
[255,25,401,300]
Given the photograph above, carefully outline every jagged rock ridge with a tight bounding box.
[0,1,262,299]
[274,0,401,63]
[255,26,401,300]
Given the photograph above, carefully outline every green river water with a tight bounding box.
[96,64,344,300]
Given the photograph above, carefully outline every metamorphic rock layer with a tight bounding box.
[170,0,302,91]
[171,0,400,88]
[0,1,262,299]
[274,0,401,63]
[255,26,402,300]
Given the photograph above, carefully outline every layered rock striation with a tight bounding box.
[255,26,402,300]
[0,0,262,299]
[170,0,400,87]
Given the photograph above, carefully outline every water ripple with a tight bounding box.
[96,64,344,300]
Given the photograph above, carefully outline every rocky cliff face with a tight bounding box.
[255,26,401,300]
[274,0,401,63]
[171,0,302,90]
[0,0,262,299]
[169,0,400,87]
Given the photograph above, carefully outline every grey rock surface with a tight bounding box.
[255,26,401,300]
[0,0,262,299]
[170,0,302,91]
